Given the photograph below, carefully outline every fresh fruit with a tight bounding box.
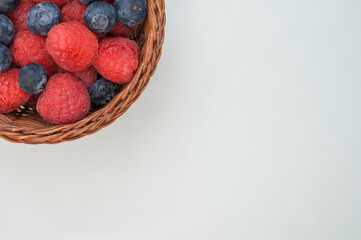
[0,0,147,124]
[6,0,35,31]
[46,21,98,71]
[37,73,90,124]
[0,68,30,113]
[74,66,97,89]
[33,0,68,8]
[11,30,57,76]
[109,21,137,38]
[89,78,114,105]
[58,66,97,89]
[83,1,116,33]
[0,43,12,72]
[26,1,61,36]
[94,37,138,83]
[79,0,98,5]
[0,0,19,14]
[114,0,147,27]
[18,62,47,94]
[0,14,15,45]
[61,0,87,23]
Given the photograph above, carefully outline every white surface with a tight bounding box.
[1,0,361,239]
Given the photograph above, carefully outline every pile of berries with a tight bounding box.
[0,0,147,124]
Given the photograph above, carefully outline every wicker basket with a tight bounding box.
[0,0,166,144]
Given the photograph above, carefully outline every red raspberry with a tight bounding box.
[11,31,57,76]
[46,22,98,72]
[74,67,97,89]
[61,0,87,23]
[37,73,90,124]
[33,0,68,7]
[110,22,138,38]
[0,68,31,113]
[58,66,97,89]
[94,37,138,83]
[6,0,35,31]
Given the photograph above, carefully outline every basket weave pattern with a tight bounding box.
[0,0,166,144]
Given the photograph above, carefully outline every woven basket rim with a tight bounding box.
[0,0,166,144]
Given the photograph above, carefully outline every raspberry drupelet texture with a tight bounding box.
[33,0,68,8]
[58,66,97,89]
[37,73,90,124]
[74,66,97,89]
[94,37,138,83]
[6,0,35,31]
[0,68,31,113]
[61,0,87,23]
[46,22,98,72]
[110,21,137,38]
[11,31,57,76]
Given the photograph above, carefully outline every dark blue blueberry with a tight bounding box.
[0,14,15,46]
[18,62,48,94]
[84,2,116,33]
[0,0,19,14]
[26,1,61,36]
[114,0,147,27]
[89,78,115,105]
[0,44,11,73]
[79,0,98,5]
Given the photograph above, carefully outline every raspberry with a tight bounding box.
[58,66,97,89]
[6,0,35,31]
[11,31,57,76]
[94,37,138,83]
[0,68,31,113]
[74,67,97,89]
[46,22,98,72]
[61,0,87,23]
[110,22,137,38]
[37,73,90,124]
[33,0,68,8]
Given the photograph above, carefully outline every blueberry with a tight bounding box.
[79,0,98,5]
[0,0,19,14]
[0,14,15,46]
[89,78,115,105]
[18,62,48,94]
[84,2,116,33]
[114,0,147,27]
[27,1,61,36]
[0,44,11,73]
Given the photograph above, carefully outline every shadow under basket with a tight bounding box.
[0,0,166,144]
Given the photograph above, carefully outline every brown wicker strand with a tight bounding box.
[0,0,166,144]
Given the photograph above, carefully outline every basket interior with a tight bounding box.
[0,25,146,130]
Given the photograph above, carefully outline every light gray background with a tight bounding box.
[1,0,361,239]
